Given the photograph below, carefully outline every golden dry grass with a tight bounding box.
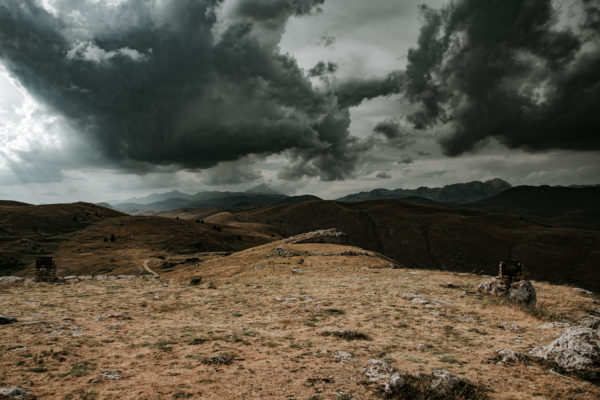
[1,241,598,399]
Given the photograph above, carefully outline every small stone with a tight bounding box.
[539,322,571,329]
[489,349,528,365]
[430,369,461,395]
[0,314,17,325]
[411,298,428,305]
[573,288,593,295]
[333,350,353,361]
[364,359,394,382]
[0,276,24,284]
[100,371,122,380]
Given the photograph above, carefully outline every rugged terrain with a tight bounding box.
[1,238,599,399]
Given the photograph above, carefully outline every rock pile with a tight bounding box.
[478,261,536,306]
[529,326,600,380]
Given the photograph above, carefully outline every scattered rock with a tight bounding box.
[573,288,593,295]
[579,316,600,330]
[0,387,34,399]
[411,298,429,305]
[416,343,433,351]
[0,314,17,325]
[0,276,24,284]
[498,322,521,331]
[93,313,132,322]
[100,371,122,380]
[508,280,537,306]
[539,322,571,329]
[200,353,235,365]
[529,326,600,379]
[333,350,354,362]
[363,361,485,399]
[321,329,369,340]
[488,349,528,365]
[291,269,308,274]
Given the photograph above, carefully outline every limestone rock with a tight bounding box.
[529,326,600,378]
[0,277,24,284]
[430,369,461,395]
[333,350,353,362]
[508,280,536,306]
[284,228,348,245]
[477,277,507,296]
[488,349,528,365]
[0,387,34,399]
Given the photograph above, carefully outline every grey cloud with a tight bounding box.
[318,34,336,47]
[0,0,363,181]
[334,70,404,108]
[375,171,391,179]
[203,158,263,185]
[308,61,338,77]
[403,0,600,155]
[373,118,414,149]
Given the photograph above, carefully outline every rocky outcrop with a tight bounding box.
[478,277,536,306]
[529,326,600,379]
[507,280,537,305]
[362,360,486,399]
[283,229,348,245]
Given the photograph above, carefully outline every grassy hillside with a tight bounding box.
[0,240,597,399]
[235,200,600,291]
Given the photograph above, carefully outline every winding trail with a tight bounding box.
[143,259,159,278]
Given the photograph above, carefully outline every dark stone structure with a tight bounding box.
[35,256,58,282]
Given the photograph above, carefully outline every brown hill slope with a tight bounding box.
[51,215,273,276]
[0,202,124,237]
[231,200,600,291]
[1,240,598,399]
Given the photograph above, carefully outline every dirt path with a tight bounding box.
[142,259,158,277]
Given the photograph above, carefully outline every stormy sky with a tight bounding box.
[0,0,599,203]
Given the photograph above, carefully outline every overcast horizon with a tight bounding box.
[1,0,599,204]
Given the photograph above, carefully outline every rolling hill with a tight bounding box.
[230,199,600,291]
[468,185,600,230]
[337,178,511,204]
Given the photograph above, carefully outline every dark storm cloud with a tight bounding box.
[334,71,404,108]
[373,118,414,149]
[308,61,338,77]
[373,118,401,139]
[403,0,600,155]
[0,0,368,181]
[375,171,391,179]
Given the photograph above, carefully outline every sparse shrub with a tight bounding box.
[321,329,369,341]
[207,281,217,289]
[190,276,203,286]
[200,353,235,365]
[173,391,192,399]
[110,233,115,242]
[187,338,207,345]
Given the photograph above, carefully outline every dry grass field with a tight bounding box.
[1,240,598,399]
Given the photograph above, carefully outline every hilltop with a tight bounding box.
[219,199,600,292]
[1,235,598,399]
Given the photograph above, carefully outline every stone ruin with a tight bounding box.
[35,256,58,283]
[478,260,536,306]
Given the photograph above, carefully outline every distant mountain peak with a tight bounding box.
[246,183,280,195]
